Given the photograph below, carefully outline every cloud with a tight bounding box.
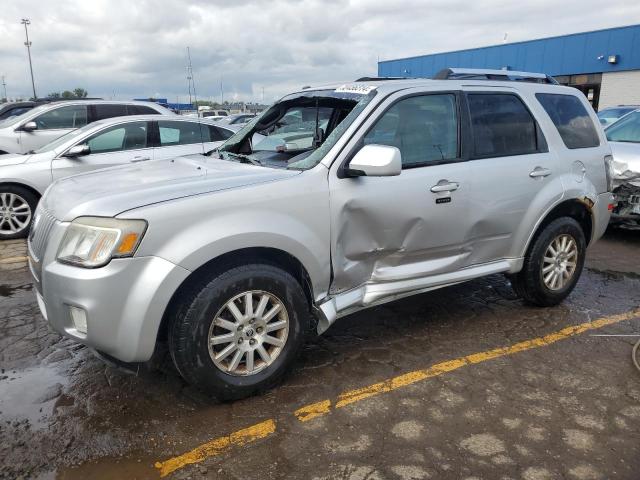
[1,0,638,102]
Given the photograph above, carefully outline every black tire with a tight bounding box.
[0,185,39,240]
[169,263,310,401]
[510,217,586,307]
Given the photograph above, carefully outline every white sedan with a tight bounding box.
[0,115,233,239]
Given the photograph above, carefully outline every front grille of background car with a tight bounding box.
[28,207,57,262]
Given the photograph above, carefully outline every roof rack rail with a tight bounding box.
[355,76,411,82]
[434,68,558,85]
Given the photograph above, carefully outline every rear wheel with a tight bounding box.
[169,263,310,400]
[510,217,586,306]
[0,186,38,239]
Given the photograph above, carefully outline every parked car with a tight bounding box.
[0,98,104,121]
[201,109,229,117]
[0,101,41,121]
[30,68,612,400]
[0,116,233,238]
[215,113,256,127]
[0,100,173,155]
[597,105,640,127]
[604,109,640,228]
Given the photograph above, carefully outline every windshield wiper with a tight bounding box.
[225,152,262,166]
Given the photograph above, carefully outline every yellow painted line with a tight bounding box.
[294,399,332,422]
[329,308,640,409]
[0,255,28,264]
[155,419,276,477]
[154,308,639,477]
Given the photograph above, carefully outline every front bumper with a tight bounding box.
[610,184,640,229]
[31,226,190,362]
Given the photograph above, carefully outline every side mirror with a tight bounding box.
[345,144,402,177]
[64,144,90,157]
[20,121,38,132]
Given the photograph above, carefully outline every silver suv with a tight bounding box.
[30,69,614,400]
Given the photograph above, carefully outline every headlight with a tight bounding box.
[57,217,147,268]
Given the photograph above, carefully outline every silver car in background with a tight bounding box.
[597,105,640,127]
[605,108,640,228]
[30,69,612,400]
[0,100,173,155]
[0,115,233,238]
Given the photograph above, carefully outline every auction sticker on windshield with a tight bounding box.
[335,84,377,95]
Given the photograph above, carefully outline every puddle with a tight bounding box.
[0,282,32,297]
[0,364,69,428]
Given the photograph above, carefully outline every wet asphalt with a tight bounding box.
[0,230,639,480]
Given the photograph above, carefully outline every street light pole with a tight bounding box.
[21,19,37,100]
[1,76,7,101]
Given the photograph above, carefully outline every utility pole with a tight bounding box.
[1,76,7,101]
[220,77,224,105]
[186,47,198,109]
[21,19,37,100]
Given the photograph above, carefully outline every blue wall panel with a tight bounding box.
[378,24,640,78]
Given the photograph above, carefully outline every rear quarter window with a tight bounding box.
[536,93,600,149]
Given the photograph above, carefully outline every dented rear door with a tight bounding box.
[328,88,474,295]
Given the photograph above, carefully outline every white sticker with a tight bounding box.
[335,84,377,95]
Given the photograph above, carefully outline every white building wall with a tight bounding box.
[599,70,640,109]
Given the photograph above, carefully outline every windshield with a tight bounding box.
[0,104,49,128]
[217,87,377,170]
[598,107,636,126]
[606,110,640,143]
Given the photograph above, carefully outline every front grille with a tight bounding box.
[28,207,57,262]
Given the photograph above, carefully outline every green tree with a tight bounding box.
[61,90,74,99]
[73,88,88,98]
[47,92,61,99]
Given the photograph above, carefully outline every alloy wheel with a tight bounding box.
[0,192,32,235]
[208,290,289,376]
[541,234,578,291]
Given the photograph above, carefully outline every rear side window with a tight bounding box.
[159,120,212,146]
[128,105,160,115]
[467,94,538,158]
[536,93,600,149]
[94,104,127,121]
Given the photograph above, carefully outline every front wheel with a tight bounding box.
[169,263,310,400]
[0,186,38,240]
[510,217,586,307]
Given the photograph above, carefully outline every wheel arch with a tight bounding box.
[523,198,594,257]
[156,246,316,343]
[0,181,42,201]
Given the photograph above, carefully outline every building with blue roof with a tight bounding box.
[378,24,640,110]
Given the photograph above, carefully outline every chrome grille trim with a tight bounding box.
[28,207,57,262]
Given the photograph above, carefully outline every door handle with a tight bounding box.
[430,180,459,193]
[529,167,552,178]
[131,156,151,163]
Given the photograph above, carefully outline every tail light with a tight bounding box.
[604,154,614,192]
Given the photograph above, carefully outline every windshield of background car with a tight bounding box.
[605,110,640,143]
[218,86,377,170]
[597,107,636,126]
[0,104,50,128]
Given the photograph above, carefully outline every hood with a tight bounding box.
[41,154,300,221]
[0,153,29,166]
[610,141,640,187]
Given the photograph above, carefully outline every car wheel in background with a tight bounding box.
[509,217,586,307]
[0,186,38,240]
[169,263,310,400]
